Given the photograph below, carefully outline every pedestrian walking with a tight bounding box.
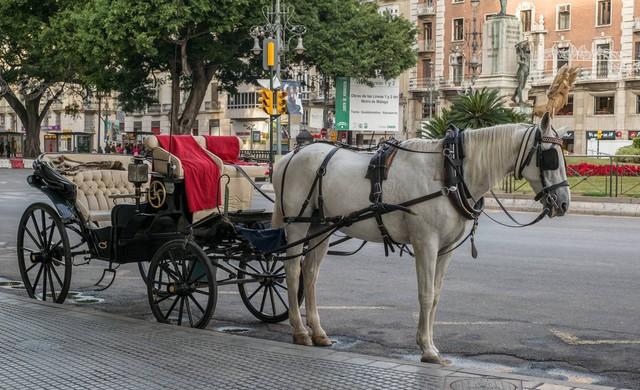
[0,141,4,157]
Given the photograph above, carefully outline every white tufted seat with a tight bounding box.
[69,170,139,223]
[41,154,144,225]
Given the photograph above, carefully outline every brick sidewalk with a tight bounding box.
[0,293,624,390]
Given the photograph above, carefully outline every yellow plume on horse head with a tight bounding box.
[533,64,581,119]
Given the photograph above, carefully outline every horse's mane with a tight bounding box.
[463,124,525,187]
[402,124,525,189]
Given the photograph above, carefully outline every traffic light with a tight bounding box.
[276,90,287,115]
[258,89,274,116]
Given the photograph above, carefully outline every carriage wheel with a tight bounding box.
[237,258,304,323]
[147,240,217,329]
[17,203,72,303]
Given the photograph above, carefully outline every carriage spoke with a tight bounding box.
[191,289,210,296]
[47,266,57,302]
[163,297,180,320]
[185,297,194,327]
[45,222,56,250]
[242,262,263,275]
[268,285,276,316]
[24,227,43,249]
[50,264,64,288]
[22,247,38,253]
[25,261,39,273]
[188,294,205,314]
[42,265,48,301]
[246,284,265,301]
[153,292,174,305]
[272,284,288,310]
[30,213,44,247]
[177,296,185,325]
[31,264,44,295]
[274,281,288,291]
[186,259,196,281]
[273,265,284,275]
[50,239,63,251]
[158,263,180,282]
[259,284,268,313]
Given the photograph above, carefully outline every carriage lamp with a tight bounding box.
[128,157,149,210]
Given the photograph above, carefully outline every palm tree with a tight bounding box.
[421,88,528,139]
[418,108,450,139]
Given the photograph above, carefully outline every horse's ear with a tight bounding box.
[540,111,552,134]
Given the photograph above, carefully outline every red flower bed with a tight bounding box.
[567,163,640,177]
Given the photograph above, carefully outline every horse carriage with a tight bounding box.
[16,135,305,327]
[16,113,571,365]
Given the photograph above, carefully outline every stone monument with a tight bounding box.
[476,1,525,105]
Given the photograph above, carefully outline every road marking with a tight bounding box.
[411,312,510,325]
[318,306,388,310]
[550,329,640,345]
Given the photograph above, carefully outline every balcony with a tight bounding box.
[417,2,435,16]
[417,40,435,53]
[204,101,221,111]
[409,78,438,92]
[147,104,162,113]
[634,17,640,33]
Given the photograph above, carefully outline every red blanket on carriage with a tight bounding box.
[157,135,220,212]
[204,135,261,166]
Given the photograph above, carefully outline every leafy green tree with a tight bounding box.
[420,88,529,139]
[292,0,417,127]
[0,0,81,157]
[60,0,261,134]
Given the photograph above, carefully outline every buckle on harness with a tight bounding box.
[441,186,457,196]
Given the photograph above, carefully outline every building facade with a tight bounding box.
[416,0,640,154]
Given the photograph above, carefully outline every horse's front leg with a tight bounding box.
[301,234,332,346]
[412,239,443,364]
[428,251,454,363]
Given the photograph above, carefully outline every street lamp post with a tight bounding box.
[250,0,305,169]
[469,0,481,87]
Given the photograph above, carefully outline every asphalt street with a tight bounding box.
[0,169,638,388]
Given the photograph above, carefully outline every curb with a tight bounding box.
[485,196,640,217]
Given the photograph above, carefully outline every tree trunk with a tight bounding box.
[322,78,330,129]
[3,91,43,158]
[177,61,215,134]
[169,64,182,135]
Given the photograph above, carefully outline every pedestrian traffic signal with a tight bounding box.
[276,90,287,115]
[258,89,274,116]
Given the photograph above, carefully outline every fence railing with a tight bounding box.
[240,149,272,163]
[497,154,640,198]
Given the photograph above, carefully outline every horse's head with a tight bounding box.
[515,112,570,217]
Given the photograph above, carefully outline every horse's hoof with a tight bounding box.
[420,354,450,365]
[293,333,313,346]
[311,335,333,347]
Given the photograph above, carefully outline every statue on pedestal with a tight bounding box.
[512,40,530,104]
[498,0,507,16]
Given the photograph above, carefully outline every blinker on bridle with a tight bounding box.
[514,125,569,209]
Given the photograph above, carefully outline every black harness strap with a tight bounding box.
[283,147,341,224]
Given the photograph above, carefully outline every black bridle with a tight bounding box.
[514,125,569,213]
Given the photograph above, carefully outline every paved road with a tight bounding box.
[0,169,638,389]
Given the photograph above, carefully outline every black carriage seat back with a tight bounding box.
[32,159,76,200]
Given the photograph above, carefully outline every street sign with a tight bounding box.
[586,130,615,140]
[257,79,270,89]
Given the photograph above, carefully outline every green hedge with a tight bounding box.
[615,145,640,163]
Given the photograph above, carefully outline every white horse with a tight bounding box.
[271,113,569,364]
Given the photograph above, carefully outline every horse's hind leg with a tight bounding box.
[301,234,332,346]
[428,252,454,363]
